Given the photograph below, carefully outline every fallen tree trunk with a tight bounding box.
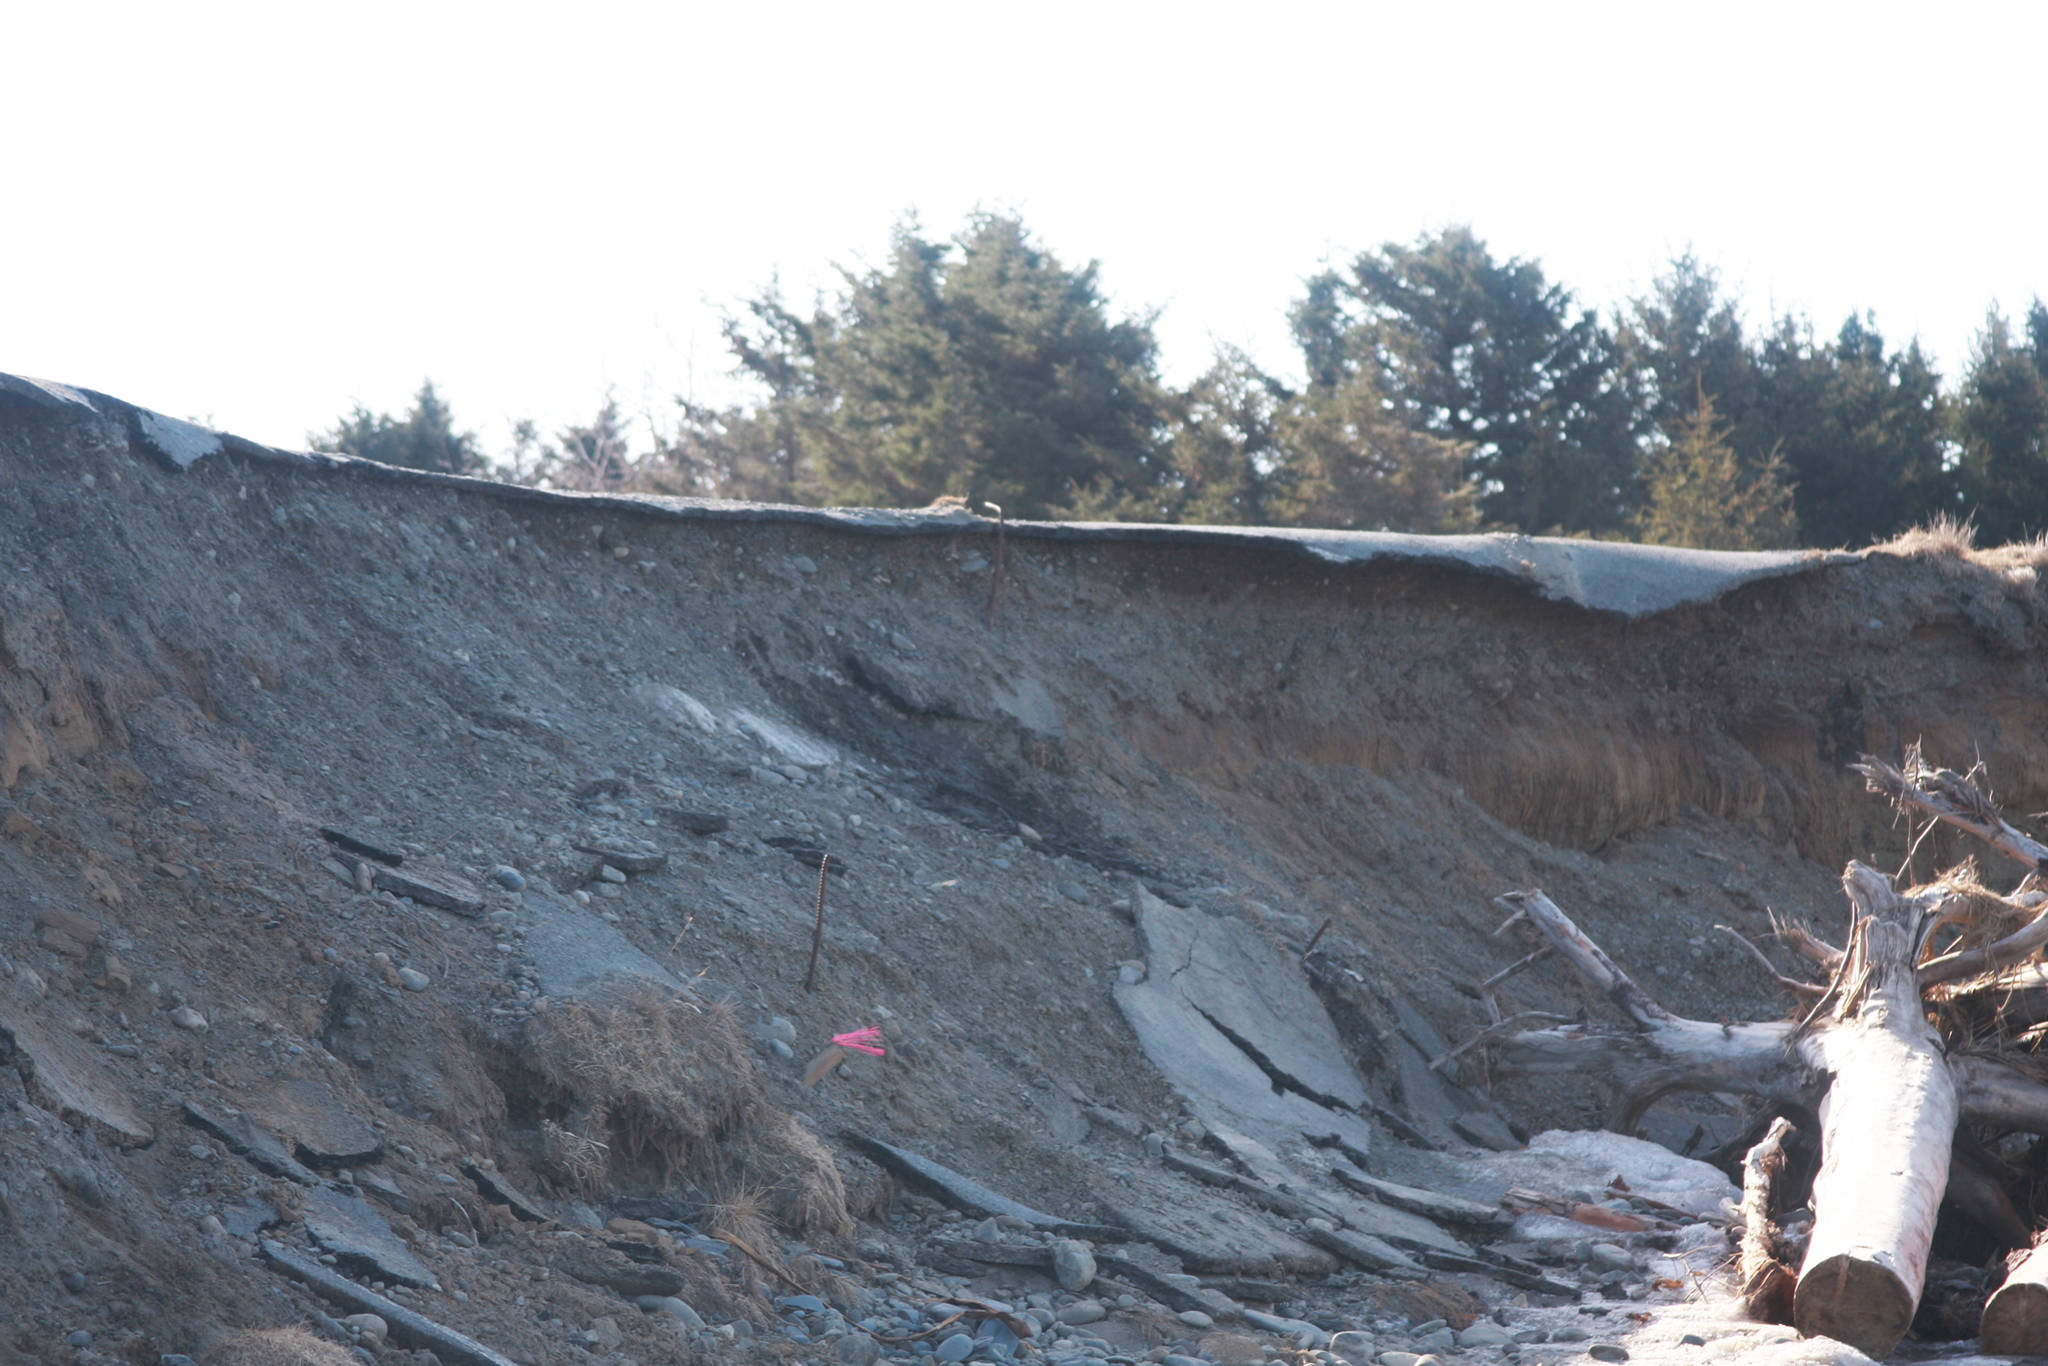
[1790,867,1957,1357]
[1983,1233,2048,1355]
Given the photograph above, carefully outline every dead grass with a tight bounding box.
[519,985,852,1238]
[203,1326,357,1366]
[1873,514,2048,578]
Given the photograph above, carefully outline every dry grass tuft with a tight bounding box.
[1877,512,1978,561]
[520,985,851,1238]
[204,1326,358,1366]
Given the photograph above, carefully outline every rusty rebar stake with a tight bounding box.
[803,852,831,991]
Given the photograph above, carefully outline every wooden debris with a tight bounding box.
[1736,1117,1795,1324]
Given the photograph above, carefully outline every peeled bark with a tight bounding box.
[1984,1233,2048,1356]
[1790,864,1957,1359]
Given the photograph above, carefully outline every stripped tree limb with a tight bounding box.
[1715,925,1826,999]
[1854,750,2048,876]
[1770,911,1844,972]
[1738,1117,1796,1324]
[1477,944,1554,993]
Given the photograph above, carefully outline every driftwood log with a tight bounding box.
[1470,749,2048,1358]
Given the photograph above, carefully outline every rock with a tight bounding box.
[1327,1330,1373,1364]
[1586,1242,1636,1272]
[935,1332,974,1362]
[588,1316,624,1351]
[1552,1324,1591,1342]
[764,1016,798,1045]
[344,1313,390,1344]
[1178,1310,1214,1329]
[661,808,729,836]
[489,866,526,891]
[598,864,627,884]
[1195,1332,1266,1366]
[778,1294,826,1313]
[552,1242,686,1299]
[1055,1299,1106,1325]
[170,1005,209,1031]
[1049,1239,1096,1292]
[397,967,430,991]
[1378,1354,1423,1366]
[61,1270,86,1293]
[769,1039,794,1059]
[835,1332,881,1366]
[973,1216,1003,1242]
[1456,1322,1514,1349]
[94,954,134,993]
[66,1331,91,1348]
[636,1295,704,1328]
[575,838,668,874]
[1680,1334,1706,1346]
[1142,1132,1164,1159]
[792,555,818,575]
[357,1168,410,1213]
[1588,1347,1630,1362]
[1451,1110,1522,1150]
[1057,882,1089,904]
[1412,1327,1455,1353]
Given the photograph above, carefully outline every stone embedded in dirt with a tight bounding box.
[181,1100,315,1183]
[586,1316,624,1351]
[521,886,686,1001]
[659,807,728,835]
[597,864,627,884]
[1587,1347,1630,1362]
[835,1332,881,1366]
[1055,1299,1106,1325]
[34,907,101,958]
[489,866,526,891]
[1049,1239,1096,1291]
[0,1000,154,1146]
[574,838,668,873]
[169,1005,208,1031]
[301,1186,437,1288]
[1451,1111,1522,1152]
[397,967,430,991]
[356,1168,410,1213]
[635,1295,704,1328]
[256,1078,386,1169]
[343,1313,389,1344]
[760,835,849,874]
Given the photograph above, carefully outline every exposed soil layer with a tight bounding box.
[3,384,2047,1363]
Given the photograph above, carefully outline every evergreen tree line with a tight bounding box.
[315,216,2048,549]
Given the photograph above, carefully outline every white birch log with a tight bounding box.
[1790,863,1957,1359]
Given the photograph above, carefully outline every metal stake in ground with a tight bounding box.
[803,852,831,991]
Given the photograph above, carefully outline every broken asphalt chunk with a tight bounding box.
[572,839,669,874]
[255,1079,386,1170]
[317,827,405,866]
[461,1160,551,1223]
[181,1100,314,1183]
[260,1240,516,1366]
[0,999,153,1147]
[369,864,486,917]
[1328,1165,1510,1230]
[845,1134,1127,1239]
[300,1186,437,1288]
[1302,1225,1427,1278]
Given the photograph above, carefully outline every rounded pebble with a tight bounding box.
[935,1331,974,1362]
[398,967,431,991]
[66,1331,91,1348]
[343,1313,389,1344]
[490,865,526,891]
[1049,1239,1096,1292]
[1177,1310,1214,1329]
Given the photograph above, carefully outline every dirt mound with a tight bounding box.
[4,377,2048,1361]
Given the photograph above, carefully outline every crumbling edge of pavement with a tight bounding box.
[0,370,1856,621]
[258,1239,522,1366]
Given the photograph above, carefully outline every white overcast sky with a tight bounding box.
[5,2,2045,456]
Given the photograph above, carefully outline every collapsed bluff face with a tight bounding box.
[4,378,2048,1362]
